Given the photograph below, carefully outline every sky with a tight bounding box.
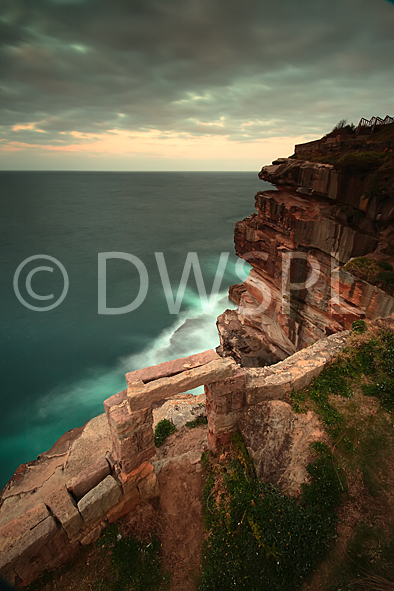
[0,0,393,171]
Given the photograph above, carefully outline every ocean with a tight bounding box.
[0,171,271,489]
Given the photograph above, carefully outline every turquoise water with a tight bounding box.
[0,171,270,488]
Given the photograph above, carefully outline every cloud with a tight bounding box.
[0,0,393,167]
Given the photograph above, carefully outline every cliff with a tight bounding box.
[218,152,394,366]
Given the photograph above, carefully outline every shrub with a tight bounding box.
[185,415,208,428]
[352,319,367,334]
[154,419,176,447]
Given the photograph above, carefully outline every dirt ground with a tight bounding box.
[117,424,208,590]
[154,425,208,591]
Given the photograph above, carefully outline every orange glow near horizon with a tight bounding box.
[0,127,316,169]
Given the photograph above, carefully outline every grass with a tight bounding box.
[294,151,389,172]
[200,434,344,591]
[94,523,169,591]
[154,418,176,447]
[27,523,170,591]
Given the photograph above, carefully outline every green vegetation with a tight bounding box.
[27,523,170,591]
[154,418,176,447]
[94,524,169,591]
[344,257,394,296]
[328,525,394,590]
[295,150,388,173]
[185,415,208,428]
[201,320,394,591]
[290,321,394,590]
[365,158,394,202]
[200,433,344,591]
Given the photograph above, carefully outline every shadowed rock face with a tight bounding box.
[218,159,394,366]
[239,400,324,498]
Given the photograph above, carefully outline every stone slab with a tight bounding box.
[0,503,50,553]
[77,475,122,526]
[14,528,70,583]
[127,358,237,412]
[125,349,219,385]
[0,515,58,573]
[244,331,349,405]
[44,485,83,540]
[67,457,110,501]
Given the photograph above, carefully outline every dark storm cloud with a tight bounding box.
[0,0,393,146]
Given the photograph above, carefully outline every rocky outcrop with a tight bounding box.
[152,392,206,429]
[218,157,394,366]
[259,158,394,223]
[239,400,324,497]
[206,331,348,450]
[0,413,158,587]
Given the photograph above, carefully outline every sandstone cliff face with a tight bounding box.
[218,159,394,366]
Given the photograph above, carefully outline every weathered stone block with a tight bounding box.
[231,389,246,411]
[14,528,70,582]
[77,476,122,525]
[111,424,154,465]
[67,457,110,501]
[119,461,154,496]
[206,367,246,396]
[0,515,58,574]
[104,389,127,418]
[0,503,50,553]
[138,472,159,501]
[120,446,156,475]
[245,370,292,406]
[45,539,80,572]
[107,403,153,439]
[107,487,140,523]
[127,358,237,412]
[205,383,246,415]
[125,349,219,385]
[45,485,83,540]
[207,409,241,435]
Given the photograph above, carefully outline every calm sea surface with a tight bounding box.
[0,171,270,488]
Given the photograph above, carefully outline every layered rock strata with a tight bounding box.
[218,158,394,366]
